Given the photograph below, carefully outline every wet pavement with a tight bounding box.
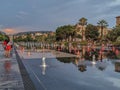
[0,44,24,90]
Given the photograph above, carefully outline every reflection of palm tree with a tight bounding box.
[78,65,86,72]
[98,67,105,71]
[57,57,74,63]
[96,61,107,71]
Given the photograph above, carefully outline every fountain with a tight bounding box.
[42,57,47,67]
[92,55,96,65]
[40,57,48,75]
[27,51,31,56]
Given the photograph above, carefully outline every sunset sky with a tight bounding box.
[0,0,120,33]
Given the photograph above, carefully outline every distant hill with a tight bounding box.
[0,31,6,35]
[14,31,53,35]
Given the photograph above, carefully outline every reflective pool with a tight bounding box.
[21,49,120,90]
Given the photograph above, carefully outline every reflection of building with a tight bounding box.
[115,62,120,72]
[116,16,120,26]
[4,61,11,73]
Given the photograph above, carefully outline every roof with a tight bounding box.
[116,16,120,18]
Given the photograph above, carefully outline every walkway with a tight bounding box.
[0,44,24,90]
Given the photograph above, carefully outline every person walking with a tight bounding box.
[2,39,8,49]
[5,41,12,57]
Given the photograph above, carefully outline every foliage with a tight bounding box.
[79,17,87,26]
[85,24,99,41]
[26,33,34,41]
[0,33,9,41]
[106,51,118,59]
[97,19,108,38]
[56,25,76,41]
[45,33,56,42]
[80,41,87,45]
[116,36,120,42]
[57,57,76,63]
[14,33,55,42]
[106,30,117,42]
[72,42,78,47]
[76,34,82,39]
[106,25,120,42]
[64,42,69,47]
[113,41,120,46]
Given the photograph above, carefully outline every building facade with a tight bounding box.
[116,16,120,26]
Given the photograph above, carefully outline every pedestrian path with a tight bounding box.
[0,44,24,90]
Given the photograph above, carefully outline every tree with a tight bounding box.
[97,19,108,39]
[0,34,4,41]
[26,33,33,41]
[45,33,56,43]
[85,24,99,41]
[106,30,117,42]
[0,32,9,41]
[56,25,75,41]
[107,25,120,42]
[78,17,87,40]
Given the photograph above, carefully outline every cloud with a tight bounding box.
[11,26,50,34]
[18,11,28,15]
[16,11,29,19]
[2,28,17,34]
[109,0,120,6]
[0,0,120,32]
[0,25,3,29]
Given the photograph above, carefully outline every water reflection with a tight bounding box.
[57,46,120,73]
[57,57,75,63]
[4,60,11,73]
[2,60,12,81]
[106,50,118,59]
[40,57,48,75]
[96,61,107,71]
[78,64,87,72]
[115,62,120,72]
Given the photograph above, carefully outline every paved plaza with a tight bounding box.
[17,49,78,59]
[0,44,24,90]
[0,44,78,90]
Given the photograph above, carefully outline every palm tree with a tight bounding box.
[78,17,87,41]
[97,19,108,39]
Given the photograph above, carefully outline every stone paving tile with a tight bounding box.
[0,44,24,90]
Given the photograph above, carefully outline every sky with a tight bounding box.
[0,0,120,34]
